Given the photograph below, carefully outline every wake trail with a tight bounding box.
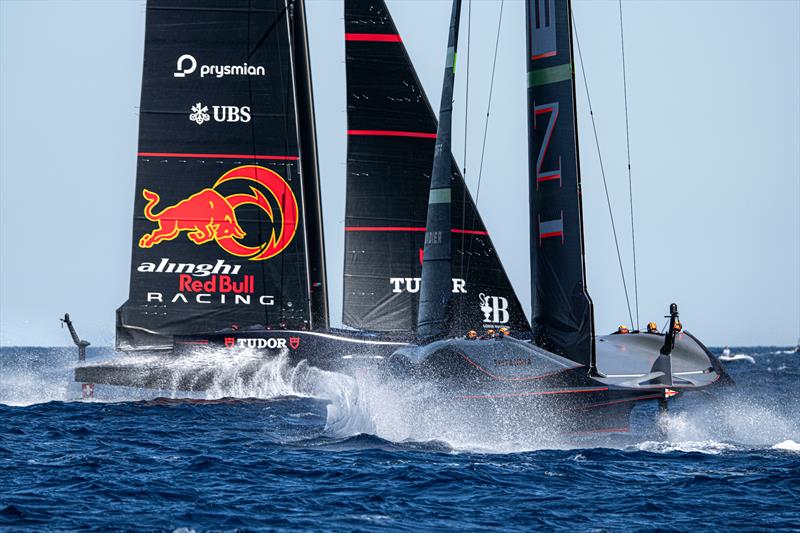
[2,346,798,455]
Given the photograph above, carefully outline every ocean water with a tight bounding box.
[1,345,798,532]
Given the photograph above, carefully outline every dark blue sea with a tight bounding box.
[1,345,798,532]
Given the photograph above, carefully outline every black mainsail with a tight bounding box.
[116,0,326,350]
[526,0,595,367]
[342,0,529,338]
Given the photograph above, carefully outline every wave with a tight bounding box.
[719,353,755,363]
[630,440,738,455]
[771,439,800,452]
[3,347,799,455]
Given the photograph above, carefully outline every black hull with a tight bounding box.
[74,329,728,434]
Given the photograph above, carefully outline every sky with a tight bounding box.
[1,0,798,347]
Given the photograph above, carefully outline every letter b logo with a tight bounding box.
[479,293,510,324]
[492,296,509,324]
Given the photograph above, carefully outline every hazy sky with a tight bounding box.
[1,0,798,347]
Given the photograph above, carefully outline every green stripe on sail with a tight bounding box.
[528,63,572,88]
[429,187,451,204]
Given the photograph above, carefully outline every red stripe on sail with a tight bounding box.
[345,33,402,42]
[453,229,489,236]
[345,226,488,236]
[536,173,561,183]
[540,231,563,239]
[532,50,557,61]
[347,130,437,139]
[138,152,299,161]
[345,226,426,232]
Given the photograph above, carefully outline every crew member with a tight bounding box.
[498,327,510,338]
[647,322,658,334]
[483,329,496,339]
[673,320,682,333]
[615,325,630,334]
[466,330,478,340]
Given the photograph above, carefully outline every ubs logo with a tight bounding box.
[479,293,509,324]
[189,102,251,125]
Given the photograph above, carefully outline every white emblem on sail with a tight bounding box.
[479,293,509,324]
[189,102,210,125]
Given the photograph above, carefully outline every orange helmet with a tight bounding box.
[467,330,478,339]
[647,322,658,333]
[499,327,510,336]
[673,320,683,332]
[618,325,630,334]
[487,329,496,337]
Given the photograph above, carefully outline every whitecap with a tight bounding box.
[771,439,800,452]
[632,440,738,455]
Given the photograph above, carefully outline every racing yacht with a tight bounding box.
[68,0,730,433]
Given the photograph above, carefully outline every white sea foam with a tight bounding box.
[632,440,738,455]
[4,346,799,455]
[319,367,569,452]
[0,347,77,406]
[718,353,755,363]
[772,439,800,452]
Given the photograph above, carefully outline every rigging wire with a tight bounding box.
[463,0,471,179]
[474,0,504,206]
[619,0,640,330]
[572,12,635,328]
[463,0,503,283]
[459,0,472,284]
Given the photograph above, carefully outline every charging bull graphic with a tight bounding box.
[138,165,299,261]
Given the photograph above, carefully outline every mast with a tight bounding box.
[526,0,595,368]
[417,0,462,340]
[288,0,329,329]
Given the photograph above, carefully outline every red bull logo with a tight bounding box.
[138,165,298,260]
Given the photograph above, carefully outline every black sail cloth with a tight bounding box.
[343,0,530,338]
[526,0,595,367]
[117,0,319,350]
